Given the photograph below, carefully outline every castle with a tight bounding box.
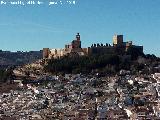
[43,33,143,59]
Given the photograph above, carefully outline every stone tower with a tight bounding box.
[76,33,80,41]
[113,35,123,46]
[43,48,50,59]
[71,33,81,48]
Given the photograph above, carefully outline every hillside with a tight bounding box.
[0,50,42,68]
[44,53,160,75]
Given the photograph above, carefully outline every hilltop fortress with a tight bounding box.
[43,33,143,59]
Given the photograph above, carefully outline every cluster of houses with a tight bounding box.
[0,70,160,119]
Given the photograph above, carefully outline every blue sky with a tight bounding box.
[0,0,160,56]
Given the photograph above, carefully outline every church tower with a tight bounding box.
[76,33,80,41]
[71,33,81,48]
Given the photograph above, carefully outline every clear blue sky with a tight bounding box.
[0,0,160,56]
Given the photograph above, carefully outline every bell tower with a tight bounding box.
[71,33,81,48]
[76,33,80,41]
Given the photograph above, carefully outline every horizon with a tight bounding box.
[0,0,160,57]
[0,32,160,57]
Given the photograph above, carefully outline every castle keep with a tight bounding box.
[43,33,143,59]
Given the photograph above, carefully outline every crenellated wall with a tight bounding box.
[43,34,143,59]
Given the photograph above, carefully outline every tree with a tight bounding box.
[44,54,120,74]
[0,68,14,83]
[127,47,144,60]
